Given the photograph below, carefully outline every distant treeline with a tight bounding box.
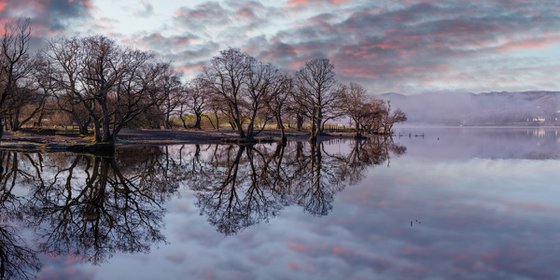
[0,19,406,143]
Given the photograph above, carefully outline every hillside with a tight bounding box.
[381,91,560,126]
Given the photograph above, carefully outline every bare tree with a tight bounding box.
[340,82,372,138]
[204,95,224,129]
[40,38,90,133]
[179,77,209,129]
[3,86,46,131]
[294,58,342,142]
[44,35,170,144]
[202,48,278,140]
[244,57,277,139]
[362,98,388,134]
[202,48,250,138]
[158,63,182,129]
[268,73,293,141]
[0,19,32,138]
[383,103,407,134]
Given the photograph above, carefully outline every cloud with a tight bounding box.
[244,1,560,92]
[0,0,92,32]
[174,2,231,31]
[136,1,154,17]
[133,32,200,52]
[0,0,93,50]
[5,0,560,92]
[285,0,351,8]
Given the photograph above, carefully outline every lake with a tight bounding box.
[1,127,559,280]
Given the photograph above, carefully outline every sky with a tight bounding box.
[1,0,560,94]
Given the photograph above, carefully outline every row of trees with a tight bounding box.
[197,48,406,142]
[0,20,406,144]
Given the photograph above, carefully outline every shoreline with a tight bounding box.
[0,128,371,153]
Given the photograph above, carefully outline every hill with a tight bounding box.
[381,91,560,126]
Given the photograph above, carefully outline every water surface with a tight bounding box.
[1,128,559,280]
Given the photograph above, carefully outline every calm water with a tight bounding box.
[1,127,560,280]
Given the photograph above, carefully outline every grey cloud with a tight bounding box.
[42,0,558,93]
[174,2,231,31]
[0,0,92,31]
[136,1,154,17]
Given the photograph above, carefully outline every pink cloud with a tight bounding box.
[496,35,560,52]
[286,0,310,8]
[290,60,305,69]
[235,7,254,18]
[176,64,205,75]
[332,245,350,256]
[287,242,311,253]
[287,261,301,270]
[285,0,348,8]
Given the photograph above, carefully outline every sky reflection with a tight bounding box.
[1,129,559,279]
[87,130,560,280]
[118,153,560,280]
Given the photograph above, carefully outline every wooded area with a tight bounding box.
[0,20,406,145]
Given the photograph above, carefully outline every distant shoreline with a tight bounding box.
[396,124,560,129]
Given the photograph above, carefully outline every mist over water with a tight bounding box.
[396,126,560,159]
[1,128,559,279]
[384,91,560,126]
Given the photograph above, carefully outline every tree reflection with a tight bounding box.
[0,224,40,280]
[0,151,40,280]
[182,137,406,235]
[185,145,284,235]
[23,147,179,264]
[0,137,406,277]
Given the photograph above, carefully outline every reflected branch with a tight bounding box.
[183,137,406,234]
[23,148,179,264]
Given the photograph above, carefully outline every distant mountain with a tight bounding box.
[380,91,560,126]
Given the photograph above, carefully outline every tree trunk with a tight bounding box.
[165,116,172,129]
[246,109,258,139]
[276,115,286,142]
[11,118,20,132]
[316,109,323,135]
[309,107,317,142]
[232,104,245,138]
[193,113,202,129]
[180,116,189,129]
[92,118,102,143]
[34,110,45,127]
[79,123,89,135]
[276,117,282,129]
[204,115,216,129]
[11,108,21,131]
[236,120,246,138]
[165,103,172,128]
[355,120,363,138]
[214,111,220,130]
[296,114,303,131]
[0,118,4,140]
[296,141,303,159]
[101,101,112,143]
